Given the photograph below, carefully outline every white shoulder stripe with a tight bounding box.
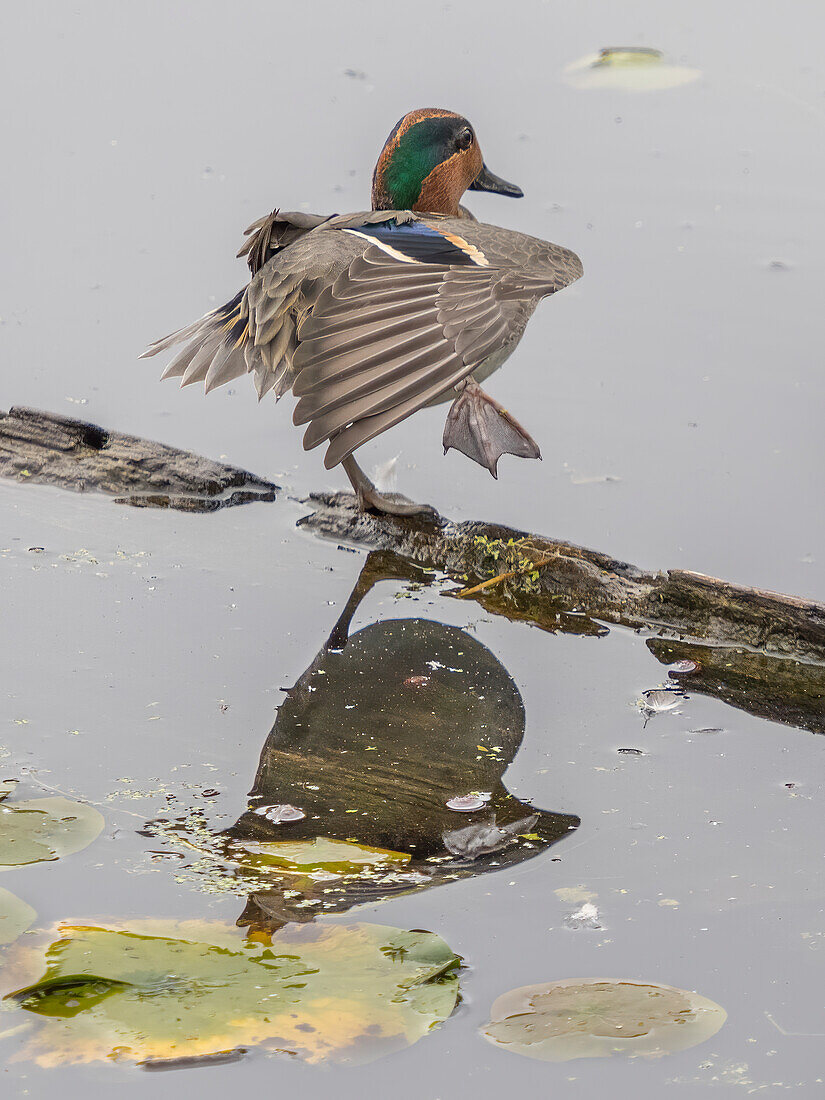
[342,228,422,264]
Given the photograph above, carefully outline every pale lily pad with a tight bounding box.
[483,978,726,1061]
[3,919,460,1067]
[564,48,701,92]
[0,796,104,869]
[0,888,35,946]
[232,836,412,875]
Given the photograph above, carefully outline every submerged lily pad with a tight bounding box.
[482,978,726,1061]
[0,796,104,869]
[3,919,460,1067]
[0,888,35,946]
[564,48,701,91]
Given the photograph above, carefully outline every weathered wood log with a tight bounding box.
[2,409,822,729]
[300,492,825,670]
[0,407,278,511]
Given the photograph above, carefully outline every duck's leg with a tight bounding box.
[341,454,437,517]
[443,380,541,478]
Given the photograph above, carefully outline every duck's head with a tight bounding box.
[371,108,523,216]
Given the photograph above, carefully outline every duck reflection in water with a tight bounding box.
[223,552,579,933]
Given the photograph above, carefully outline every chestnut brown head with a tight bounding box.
[371,108,522,216]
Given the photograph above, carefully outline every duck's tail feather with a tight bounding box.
[140,289,297,401]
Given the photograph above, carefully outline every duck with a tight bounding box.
[141,108,583,516]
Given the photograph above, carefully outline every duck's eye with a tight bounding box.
[456,128,474,151]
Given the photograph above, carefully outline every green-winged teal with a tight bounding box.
[142,108,583,515]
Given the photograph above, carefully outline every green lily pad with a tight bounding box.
[483,978,726,1061]
[3,919,460,1067]
[564,49,701,91]
[0,796,104,869]
[0,888,35,946]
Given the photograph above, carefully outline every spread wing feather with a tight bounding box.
[291,246,544,468]
[142,210,583,467]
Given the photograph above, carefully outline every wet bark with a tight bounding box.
[0,406,278,511]
[300,492,825,668]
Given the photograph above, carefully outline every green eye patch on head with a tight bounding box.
[378,115,472,210]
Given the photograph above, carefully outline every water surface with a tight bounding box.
[1,1,824,1096]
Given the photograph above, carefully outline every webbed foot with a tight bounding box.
[341,455,438,518]
[443,380,541,478]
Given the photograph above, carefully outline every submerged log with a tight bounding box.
[0,407,278,511]
[300,492,825,670]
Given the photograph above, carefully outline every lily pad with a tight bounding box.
[0,796,104,869]
[3,919,460,1067]
[0,887,35,946]
[564,48,701,92]
[233,836,412,875]
[482,978,726,1061]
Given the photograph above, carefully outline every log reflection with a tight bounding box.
[224,552,580,932]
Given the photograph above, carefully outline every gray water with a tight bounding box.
[1,1,824,1095]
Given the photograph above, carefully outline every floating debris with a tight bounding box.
[669,659,699,674]
[638,688,686,722]
[617,748,645,756]
[564,902,602,930]
[252,804,305,824]
[403,675,431,688]
[563,48,701,92]
[482,978,726,1061]
[446,793,491,813]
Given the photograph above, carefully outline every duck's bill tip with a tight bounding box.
[469,163,523,198]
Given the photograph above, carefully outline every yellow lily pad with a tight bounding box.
[483,978,726,1061]
[2,919,460,1067]
[0,888,35,946]
[235,837,411,875]
[0,796,104,869]
[564,48,701,92]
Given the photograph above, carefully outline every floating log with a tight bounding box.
[300,493,825,726]
[0,407,278,512]
[1,409,822,728]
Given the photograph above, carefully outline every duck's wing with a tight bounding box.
[290,220,578,469]
[237,209,332,275]
[140,211,406,404]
